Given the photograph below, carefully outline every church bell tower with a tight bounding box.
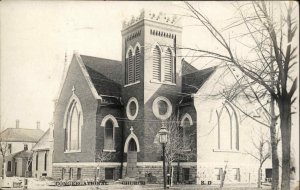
[121,10,182,165]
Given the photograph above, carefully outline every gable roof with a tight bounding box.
[182,66,216,94]
[182,59,198,75]
[79,55,122,97]
[14,150,32,159]
[32,129,50,151]
[0,128,44,143]
[80,55,123,85]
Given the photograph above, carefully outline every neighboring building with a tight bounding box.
[32,129,53,178]
[5,150,32,177]
[0,121,44,177]
[52,10,269,184]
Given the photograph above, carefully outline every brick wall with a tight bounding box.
[53,55,98,164]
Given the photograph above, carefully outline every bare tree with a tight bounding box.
[246,127,271,188]
[147,116,196,185]
[0,137,9,179]
[165,117,196,184]
[95,150,116,180]
[183,2,297,189]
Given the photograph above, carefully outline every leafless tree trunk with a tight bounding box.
[95,150,116,180]
[184,2,297,189]
[0,140,8,179]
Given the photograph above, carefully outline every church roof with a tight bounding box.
[32,129,50,151]
[182,59,198,75]
[80,55,123,97]
[182,66,216,94]
[0,128,44,143]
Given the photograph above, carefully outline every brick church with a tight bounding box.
[52,10,266,184]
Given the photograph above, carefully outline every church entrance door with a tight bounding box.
[127,138,137,178]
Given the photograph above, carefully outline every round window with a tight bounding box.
[152,96,172,120]
[126,97,139,120]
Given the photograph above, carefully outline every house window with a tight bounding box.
[8,144,12,154]
[214,168,223,180]
[101,115,119,151]
[233,168,240,181]
[152,45,161,81]
[164,48,174,82]
[7,161,12,172]
[64,97,83,152]
[24,144,28,150]
[105,168,114,180]
[44,152,47,171]
[77,168,82,180]
[182,168,190,181]
[36,154,39,171]
[216,102,239,150]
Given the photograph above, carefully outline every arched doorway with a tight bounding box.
[127,138,137,178]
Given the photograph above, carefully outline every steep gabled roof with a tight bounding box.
[182,66,216,94]
[32,129,50,151]
[182,59,198,75]
[0,128,44,143]
[80,55,123,85]
[80,55,122,97]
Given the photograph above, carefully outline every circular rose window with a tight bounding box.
[126,97,139,120]
[152,96,172,120]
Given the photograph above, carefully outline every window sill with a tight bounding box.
[213,149,240,153]
[103,149,116,152]
[124,81,140,87]
[64,150,81,154]
[150,80,176,86]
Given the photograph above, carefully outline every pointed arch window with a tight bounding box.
[152,45,161,81]
[128,50,134,84]
[216,102,239,150]
[180,113,193,150]
[164,48,174,82]
[126,44,140,85]
[64,95,83,152]
[100,114,119,151]
[135,46,140,82]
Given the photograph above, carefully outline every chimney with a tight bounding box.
[16,120,20,128]
[37,121,40,130]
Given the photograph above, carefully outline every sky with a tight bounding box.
[0,1,298,137]
[0,1,236,131]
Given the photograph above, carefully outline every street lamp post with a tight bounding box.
[159,123,169,189]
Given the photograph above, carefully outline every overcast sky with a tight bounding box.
[0,1,235,131]
[0,1,297,133]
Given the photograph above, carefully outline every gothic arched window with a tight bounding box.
[135,46,141,82]
[180,113,193,150]
[101,115,119,151]
[152,45,162,81]
[164,48,174,83]
[64,96,83,152]
[216,102,239,150]
[128,50,134,84]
